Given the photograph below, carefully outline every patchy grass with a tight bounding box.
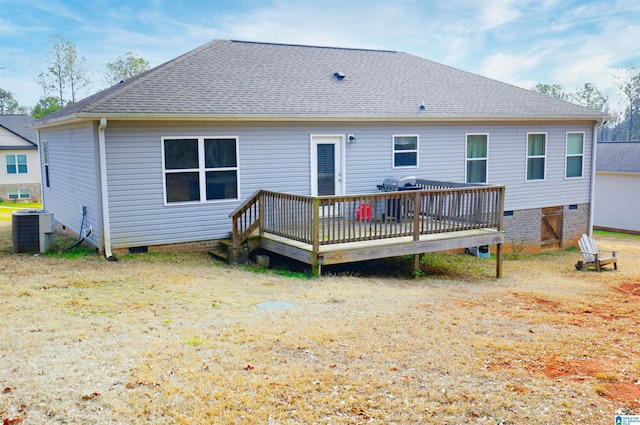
[1,222,639,424]
[594,229,640,240]
[0,202,42,221]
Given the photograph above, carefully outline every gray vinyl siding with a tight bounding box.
[344,121,593,210]
[594,172,640,232]
[103,120,595,248]
[105,121,311,248]
[39,122,102,248]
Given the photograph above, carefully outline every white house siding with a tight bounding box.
[39,122,102,248]
[0,148,41,200]
[594,172,640,233]
[0,126,41,201]
[102,120,595,249]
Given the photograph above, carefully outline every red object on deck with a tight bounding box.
[355,203,371,221]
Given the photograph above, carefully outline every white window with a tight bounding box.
[6,154,27,174]
[526,133,546,181]
[43,140,50,188]
[566,132,584,178]
[466,134,488,184]
[393,135,418,168]
[162,137,239,204]
[8,189,30,200]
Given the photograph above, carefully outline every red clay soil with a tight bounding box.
[615,282,640,296]
[534,355,611,380]
[603,382,640,406]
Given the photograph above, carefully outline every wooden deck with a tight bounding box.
[230,180,505,276]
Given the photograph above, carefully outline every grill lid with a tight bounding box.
[381,176,417,188]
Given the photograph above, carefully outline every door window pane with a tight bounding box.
[317,144,335,196]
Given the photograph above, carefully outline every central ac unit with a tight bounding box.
[12,210,54,253]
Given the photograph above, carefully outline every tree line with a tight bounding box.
[530,65,639,141]
[0,35,150,118]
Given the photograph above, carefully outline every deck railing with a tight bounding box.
[230,181,505,249]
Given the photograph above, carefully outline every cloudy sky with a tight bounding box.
[1,0,639,110]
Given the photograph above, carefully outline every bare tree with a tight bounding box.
[34,35,92,107]
[615,64,640,140]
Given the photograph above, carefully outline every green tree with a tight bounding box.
[572,83,608,112]
[34,35,92,107]
[0,88,23,114]
[31,96,61,118]
[105,52,150,85]
[531,83,571,101]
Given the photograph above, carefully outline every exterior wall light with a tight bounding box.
[347,134,356,144]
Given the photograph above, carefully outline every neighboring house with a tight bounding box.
[31,39,607,259]
[594,142,640,234]
[0,114,41,202]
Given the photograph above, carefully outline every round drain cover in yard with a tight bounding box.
[257,301,293,310]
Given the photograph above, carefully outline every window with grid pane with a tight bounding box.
[163,137,239,204]
[526,133,546,181]
[6,155,27,174]
[466,134,488,183]
[566,133,584,178]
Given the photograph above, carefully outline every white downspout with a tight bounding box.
[588,120,601,237]
[98,118,115,260]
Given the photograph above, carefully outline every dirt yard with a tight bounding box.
[1,220,639,424]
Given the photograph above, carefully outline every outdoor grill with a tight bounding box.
[376,176,419,192]
[376,176,420,222]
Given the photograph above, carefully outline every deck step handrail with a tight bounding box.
[229,189,262,247]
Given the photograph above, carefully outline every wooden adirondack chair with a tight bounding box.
[575,234,618,271]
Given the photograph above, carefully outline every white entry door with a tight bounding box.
[311,135,344,196]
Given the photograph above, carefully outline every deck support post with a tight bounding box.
[496,243,503,278]
[413,253,421,277]
[311,197,321,277]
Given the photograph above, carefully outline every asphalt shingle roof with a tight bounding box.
[0,114,37,144]
[597,142,640,174]
[37,40,607,124]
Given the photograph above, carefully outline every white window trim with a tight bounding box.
[6,154,28,174]
[565,131,585,179]
[392,134,419,169]
[42,140,50,189]
[309,134,346,197]
[161,136,240,206]
[525,132,547,182]
[7,189,30,199]
[465,133,489,184]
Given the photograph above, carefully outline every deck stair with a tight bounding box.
[208,238,233,262]
[208,238,250,265]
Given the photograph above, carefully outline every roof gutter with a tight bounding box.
[97,117,116,261]
[29,112,611,128]
[588,120,602,237]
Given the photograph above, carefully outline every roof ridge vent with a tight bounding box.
[333,72,346,80]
